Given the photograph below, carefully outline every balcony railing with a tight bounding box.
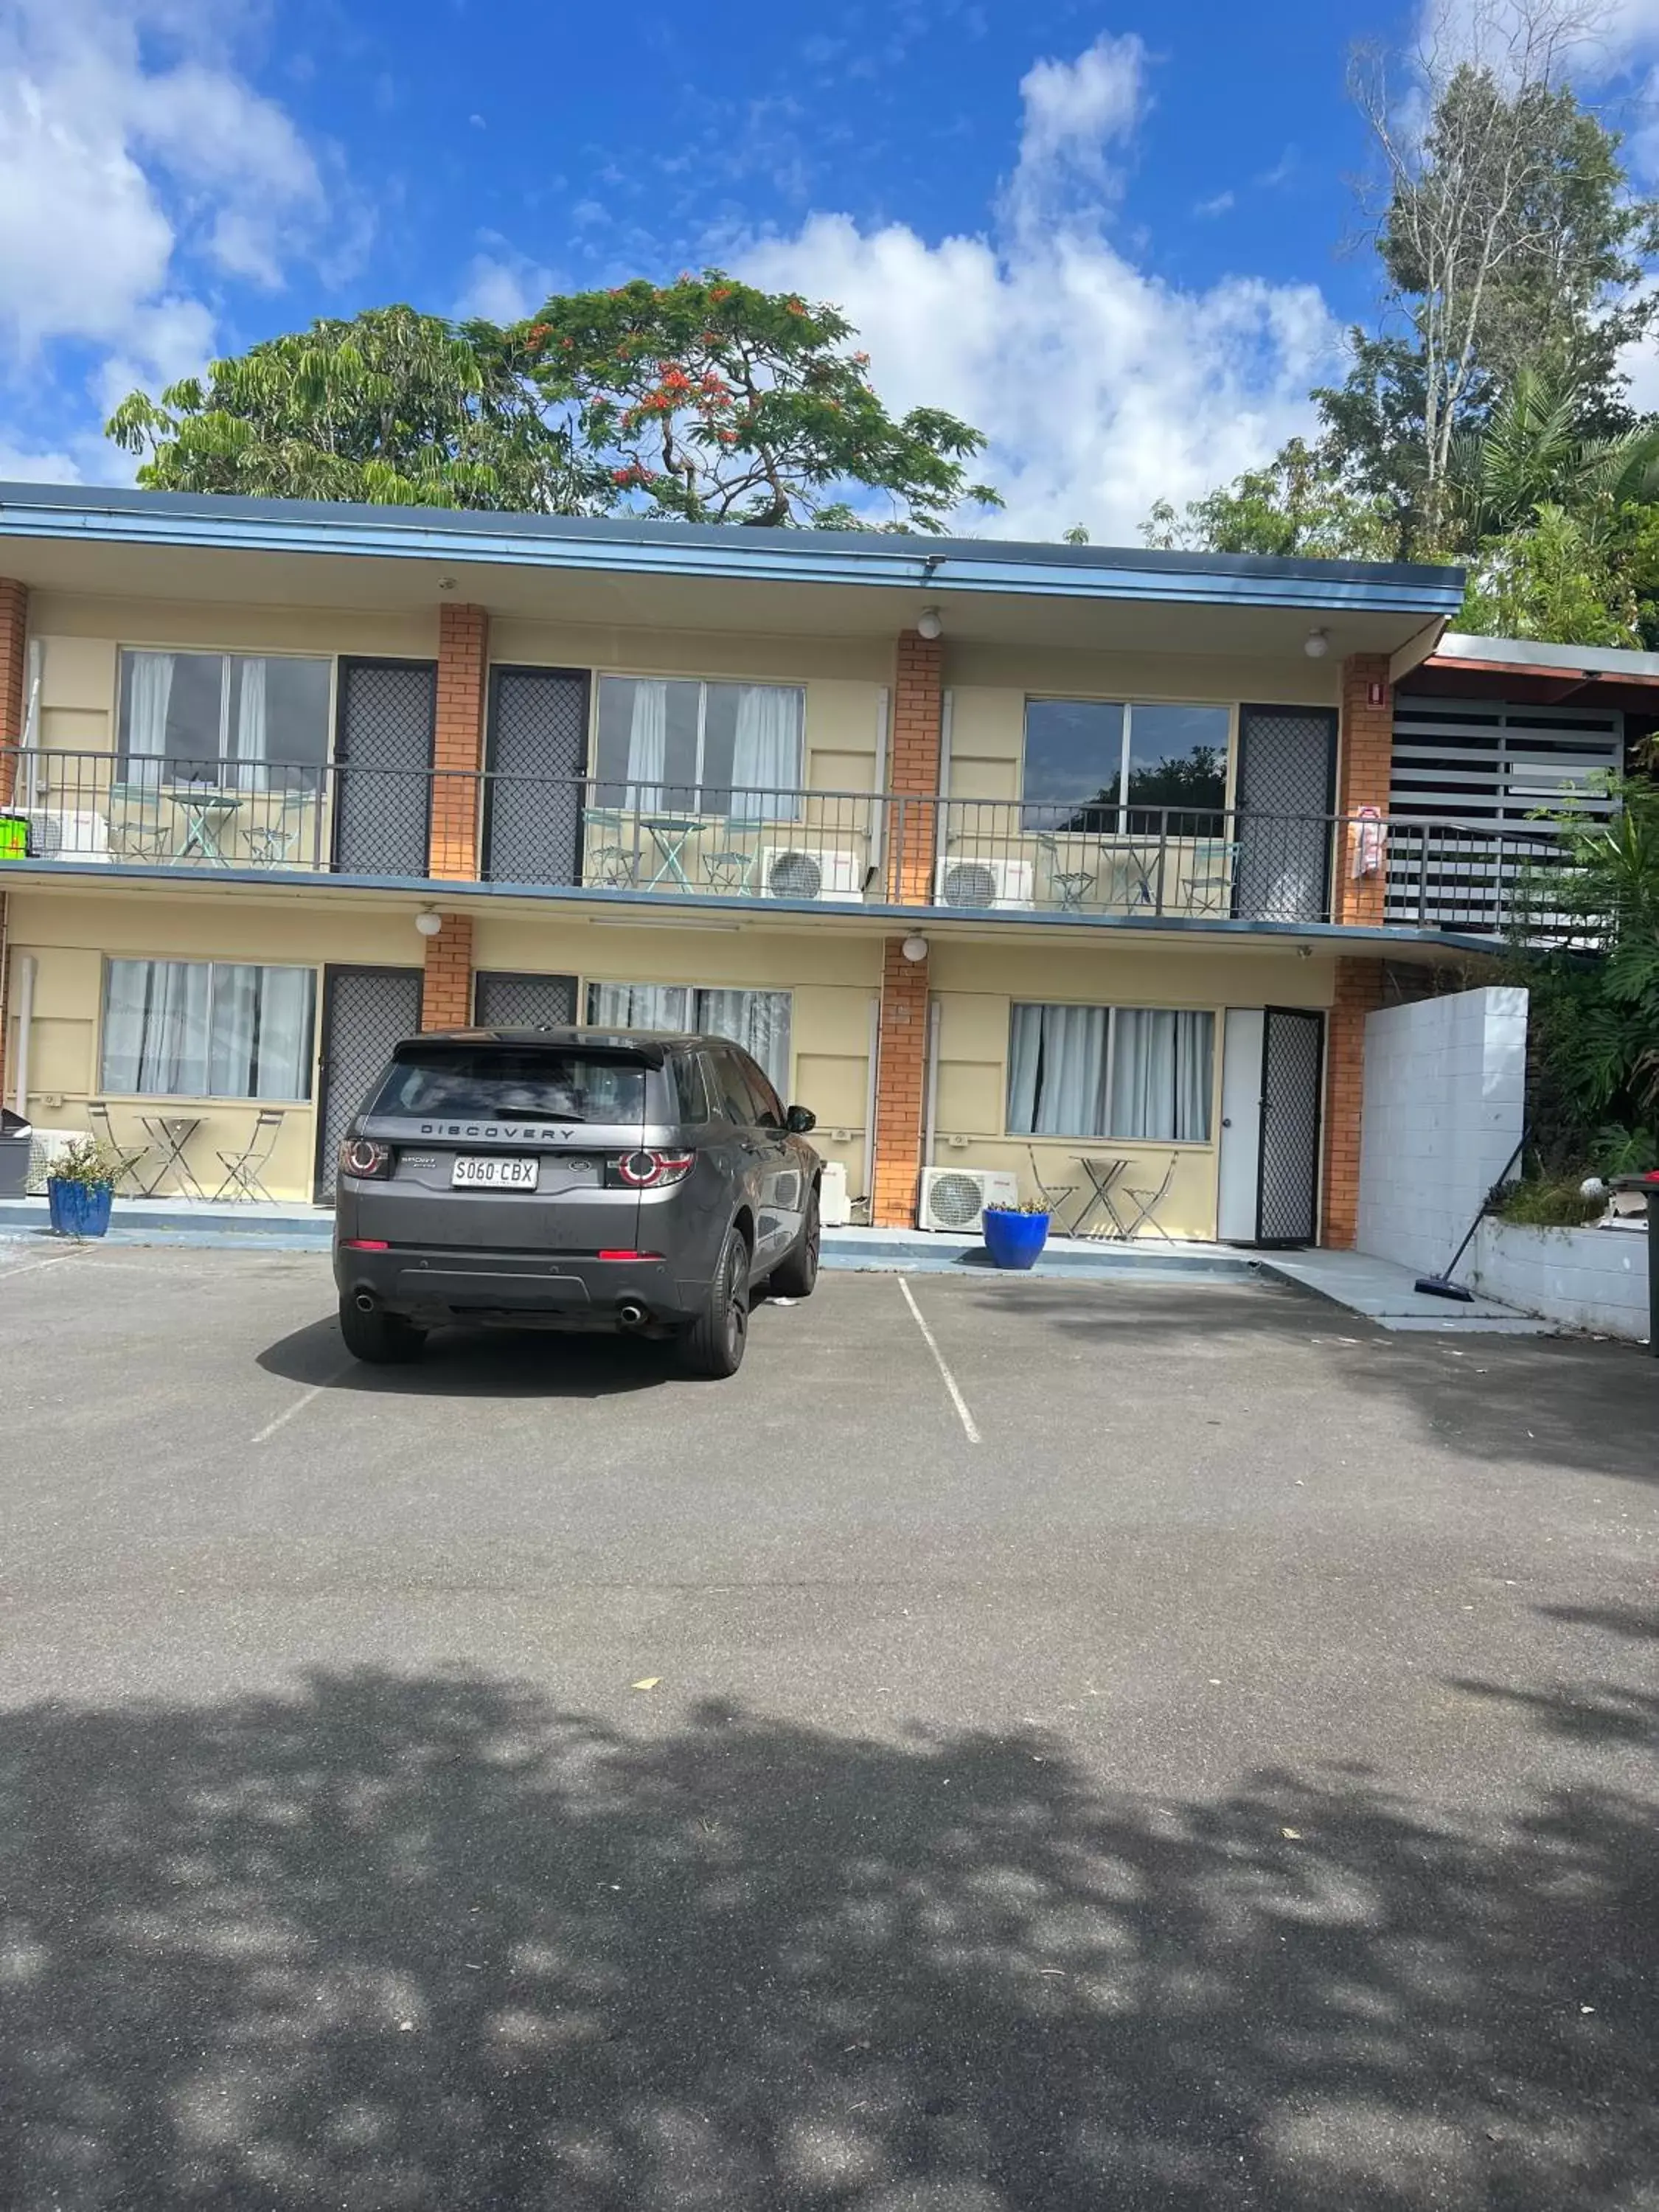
[0,748,1595,940]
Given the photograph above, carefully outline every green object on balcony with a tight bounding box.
[0,813,27,861]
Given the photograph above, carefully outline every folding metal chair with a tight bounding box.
[214,1109,285,1201]
[1117,1151,1180,1242]
[86,1100,150,1195]
[1026,1146,1079,1233]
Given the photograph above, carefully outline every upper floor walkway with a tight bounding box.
[1,745,1589,943]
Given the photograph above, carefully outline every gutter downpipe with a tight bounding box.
[12,950,35,1117]
[923,996,942,1172]
[862,995,881,1222]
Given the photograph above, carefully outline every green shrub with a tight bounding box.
[1495,1175,1603,1227]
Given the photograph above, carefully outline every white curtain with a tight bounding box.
[101,959,211,1094]
[588,982,692,1032]
[1007,1003,1110,1136]
[209,964,314,1098]
[625,681,667,812]
[233,657,268,793]
[125,653,174,787]
[698,988,790,1094]
[1109,1009,1213,1141]
[730,686,801,816]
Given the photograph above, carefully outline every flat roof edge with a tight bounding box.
[0,481,1467,616]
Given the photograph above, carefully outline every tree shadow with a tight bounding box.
[966,1278,1659,1486]
[2,1674,1654,2209]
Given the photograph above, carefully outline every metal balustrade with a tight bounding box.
[0,748,1600,942]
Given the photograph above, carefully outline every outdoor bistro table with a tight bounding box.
[1610,1172,1659,1358]
[167,787,242,864]
[641,817,701,891]
[1074,1155,1131,1240]
[138,1113,206,1199]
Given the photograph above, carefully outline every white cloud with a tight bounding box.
[734,35,1340,543]
[0,0,339,454]
[453,243,557,324]
[1009,32,1147,220]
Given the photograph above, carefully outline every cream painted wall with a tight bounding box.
[5,892,887,1205]
[941,640,1339,805]
[25,599,889,796]
[923,939,1338,1237]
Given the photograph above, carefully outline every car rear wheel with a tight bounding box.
[338,1295,425,1366]
[681,1227,749,1378]
[768,1185,821,1299]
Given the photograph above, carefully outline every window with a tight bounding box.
[672,1052,710,1125]
[1008,1003,1214,1142]
[118,650,331,790]
[1022,699,1230,830]
[594,676,804,814]
[368,1046,645,1124]
[102,960,316,1099]
[585,981,791,1096]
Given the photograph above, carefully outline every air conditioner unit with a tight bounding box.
[20,809,111,863]
[935,855,1034,910]
[759,846,864,903]
[918,1166,1020,1234]
[820,1159,851,1228]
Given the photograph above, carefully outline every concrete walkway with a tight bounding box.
[0,1193,1550,1329]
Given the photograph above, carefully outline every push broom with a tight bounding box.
[1413,1135,1526,1303]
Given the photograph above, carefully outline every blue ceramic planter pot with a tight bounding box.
[982,1207,1049,1270]
[47,1178,113,1238]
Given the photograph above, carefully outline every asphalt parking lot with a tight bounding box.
[1,1242,1656,2211]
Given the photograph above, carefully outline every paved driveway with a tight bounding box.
[1,1244,1655,2210]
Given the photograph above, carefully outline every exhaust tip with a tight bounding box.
[354,1291,377,1313]
[616,1300,648,1329]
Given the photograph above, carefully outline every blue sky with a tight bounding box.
[3,0,1658,540]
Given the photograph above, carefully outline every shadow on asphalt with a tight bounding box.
[1,1670,1653,2210]
[257,1313,681,1400]
[970,1278,1659,1488]
[1451,1601,1659,1751]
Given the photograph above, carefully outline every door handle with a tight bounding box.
[1221,1117,1231,1127]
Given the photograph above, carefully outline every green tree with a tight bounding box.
[107,307,597,511]
[520,271,998,531]
[107,280,1000,532]
[1447,366,1659,541]
[1141,439,1399,559]
[1458,503,1641,643]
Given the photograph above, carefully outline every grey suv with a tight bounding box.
[333,1028,821,1377]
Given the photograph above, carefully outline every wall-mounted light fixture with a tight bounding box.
[1304,627,1329,660]
[901,934,929,963]
[414,910,442,939]
[916,608,943,641]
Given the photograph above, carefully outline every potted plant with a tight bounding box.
[46,1135,120,1239]
[981,1199,1051,1270]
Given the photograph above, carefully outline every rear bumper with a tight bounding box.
[333,1242,709,1331]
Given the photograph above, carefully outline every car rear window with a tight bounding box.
[368,1048,647,1124]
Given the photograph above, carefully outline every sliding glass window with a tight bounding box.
[1007,1003,1214,1143]
[1022,700,1229,831]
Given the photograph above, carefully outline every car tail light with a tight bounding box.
[598,1249,664,1262]
[343,1238,390,1251]
[340,1136,393,1180]
[606,1149,696,1190]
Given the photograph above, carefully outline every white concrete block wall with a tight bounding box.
[1471,1222,1651,1342]
[1355,986,1527,1273]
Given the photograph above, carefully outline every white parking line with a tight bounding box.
[898,1276,981,1444]
[250,1358,356,1444]
[0,1248,87,1283]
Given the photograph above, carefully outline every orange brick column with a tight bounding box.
[1335,653,1392,927]
[0,577,27,1107]
[420,914,475,1031]
[429,602,488,880]
[872,939,931,1227]
[1320,955,1385,1249]
[887,629,944,903]
[870,630,947,1225]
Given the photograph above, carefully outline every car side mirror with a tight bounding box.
[785,1104,816,1135]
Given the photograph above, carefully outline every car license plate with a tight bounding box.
[451,1155,540,1190]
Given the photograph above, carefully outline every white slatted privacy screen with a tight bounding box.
[1386,696,1623,933]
